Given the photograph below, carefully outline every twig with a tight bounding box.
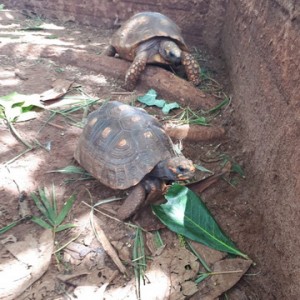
[111,91,134,95]
[90,211,127,275]
[3,147,34,166]
[40,120,65,130]
[5,118,33,149]
[53,231,82,254]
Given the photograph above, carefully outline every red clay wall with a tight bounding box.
[2,0,300,298]
[222,0,300,298]
[2,0,227,52]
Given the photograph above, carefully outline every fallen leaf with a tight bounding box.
[40,79,73,102]
[0,230,54,300]
[192,258,253,300]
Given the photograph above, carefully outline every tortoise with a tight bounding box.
[103,12,200,91]
[74,101,195,220]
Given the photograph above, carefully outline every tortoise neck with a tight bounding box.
[150,159,177,181]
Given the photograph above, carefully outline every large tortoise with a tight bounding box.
[74,101,195,220]
[104,12,200,91]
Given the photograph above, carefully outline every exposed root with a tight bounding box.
[164,123,225,142]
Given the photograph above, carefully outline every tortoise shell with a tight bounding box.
[111,12,188,61]
[74,101,174,190]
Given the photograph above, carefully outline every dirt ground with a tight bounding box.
[0,10,262,300]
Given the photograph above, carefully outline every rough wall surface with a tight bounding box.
[2,0,300,298]
[1,0,227,52]
[223,0,300,298]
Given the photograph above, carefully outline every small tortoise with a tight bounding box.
[104,12,200,91]
[74,101,195,220]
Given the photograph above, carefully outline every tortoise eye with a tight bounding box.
[177,166,186,173]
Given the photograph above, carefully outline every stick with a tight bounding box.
[91,212,127,275]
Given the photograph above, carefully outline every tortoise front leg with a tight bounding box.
[103,45,116,57]
[124,51,148,91]
[181,51,200,86]
[117,183,146,220]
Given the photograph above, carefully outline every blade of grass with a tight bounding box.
[52,184,57,216]
[38,188,56,223]
[153,231,164,248]
[195,273,210,284]
[186,240,211,272]
[55,195,76,226]
[31,192,54,225]
[31,216,53,229]
[55,223,76,233]
[47,165,89,175]
[205,98,230,114]
[133,227,146,299]
[0,218,25,235]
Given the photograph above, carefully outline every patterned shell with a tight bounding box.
[111,12,188,61]
[74,101,173,190]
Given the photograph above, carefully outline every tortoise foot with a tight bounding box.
[181,51,200,86]
[124,52,148,91]
[102,45,116,57]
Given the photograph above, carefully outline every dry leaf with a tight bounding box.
[0,230,54,300]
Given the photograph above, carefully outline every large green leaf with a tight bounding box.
[152,184,248,258]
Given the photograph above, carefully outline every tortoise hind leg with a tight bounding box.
[181,51,200,86]
[117,183,146,220]
[103,45,116,57]
[124,51,148,91]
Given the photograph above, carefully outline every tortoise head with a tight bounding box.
[152,156,195,181]
[159,40,182,65]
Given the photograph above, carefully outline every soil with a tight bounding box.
[0,10,260,300]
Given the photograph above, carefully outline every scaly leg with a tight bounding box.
[124,51,148,91]
[117,183,146,220]
[181,51,200,86]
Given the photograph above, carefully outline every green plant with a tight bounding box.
[133,227,147,299]
[152,184,248,259]
[31,186,76,233]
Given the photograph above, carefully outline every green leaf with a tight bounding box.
[137,89,180,114]
[38,188,56,223]
[152,184,248,258]
[31,216,53,229]
[55,195,76,226]
[31,192,54,224]
[231,162,245,178]
[48,165,90,175]
[206,98,230,114]
[14,111,38,122]
[189,116,208,125]
[195,164,214,174]
[0,219,22,235]
[137,89,165,107]
[51,184,57,216]
[55,223,76,232]
[162,102,180,114]
[0,92,44,122]
[195,273,210,284]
